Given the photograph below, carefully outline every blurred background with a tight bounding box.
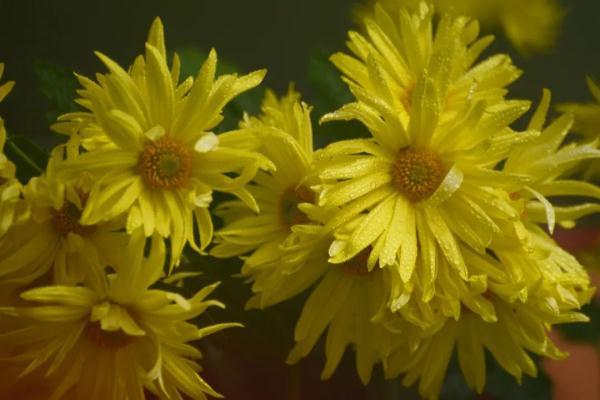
[0,0,599,399]
[1,0,600,147]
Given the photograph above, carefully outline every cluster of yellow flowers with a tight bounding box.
[0,1,599,399]
[0,19,267,400]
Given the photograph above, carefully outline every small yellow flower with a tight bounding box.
[0,232,238,400]
[53,18,272,267]
[211,87,322,278]
[0,64,26,238]
[0,145,126,286]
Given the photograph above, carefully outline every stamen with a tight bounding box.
[279,185,314,228]
[85,321,135,349]
[139,136,192,190]
[51,199,94,237]
[392,147,447,202]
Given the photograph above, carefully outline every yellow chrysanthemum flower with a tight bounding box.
[0,64,26,238]
[357,0,564,54]
[504,89,600,232]
[319,3,532,309]
[337,2,521,126]
[53,18,272,267]
[0,232,238,400]
[211,87,319,268]
[211,87,330,269]
[0,145,126,286]
[384,227,592,400]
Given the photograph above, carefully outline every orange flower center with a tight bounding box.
[139,136,192,190]
[392,147,447,202]
[51,200,94,237]
[338,247,373,277]
[85,321,135,349]
[279,185,314,228]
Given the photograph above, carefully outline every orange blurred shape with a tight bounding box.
[544,331,600,400]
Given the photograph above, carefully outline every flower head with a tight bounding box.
[320,3,531,309]
[0,145,126,286]
[0,232,238,400]
[211,87,321,271]
[0,64,26,238]
[53,18,272,266]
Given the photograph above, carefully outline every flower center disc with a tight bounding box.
[338,247,372,276]
[139,136,192,190]
[51,201,94,236]
[279,185,314,228]
[85,321,134,349]
[392,147,447,202]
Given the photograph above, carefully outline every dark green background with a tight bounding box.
[0,0,600,148]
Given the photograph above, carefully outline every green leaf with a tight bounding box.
[306,49,370,148]
[33,60,79,124]
[5,134,48,183]
[307,49,353,113]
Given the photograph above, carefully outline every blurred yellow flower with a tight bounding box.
[0,145,126,286]
[53,18,272,267]
[357,0,564,54]
[0,232,238,400]
[0,64,26,238]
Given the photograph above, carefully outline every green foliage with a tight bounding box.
[33,60,79,124]
[5,134,48,182]
[306,49,369,148]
